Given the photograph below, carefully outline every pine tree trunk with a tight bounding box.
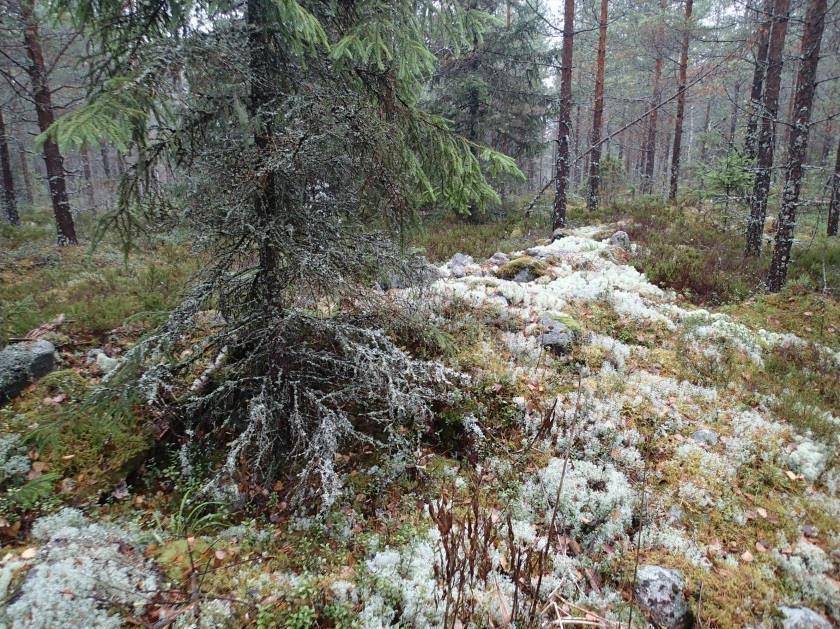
[669,0,694,201]
[80,145,95,208]
[99,143,112,178]
[587,0,608,211]
[728,81,741,146]
[767,0,827,291]
[641,5,665,195]
[744,0,773,162]
[699,98,711,163]
[552,0,575,231]
[21,0,77,245]
[828,137,840,237]
[16,136,33,205]
[0,107,19,225]
[745,0,790,256]
[573,104,581,185]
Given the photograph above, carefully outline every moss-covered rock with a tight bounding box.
[496,256,547,282]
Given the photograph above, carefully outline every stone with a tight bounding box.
[778,606,832,629]
[552,227,573,241]
[609,230,631,250]
[690,428,719,446]
[538,314,578,355]
[447,253,474,278]
[95,352,121,374]
[488,252,510,265]
[634,565,691,629]
[0,340,56,405]
[513,268,537,283]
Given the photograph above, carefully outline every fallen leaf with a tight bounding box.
[755,542,768,552]
[785,470,798,481]
[756,507,768,518]
[741,550,754,562]
[21,548,37,559]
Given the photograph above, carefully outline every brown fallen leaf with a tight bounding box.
[755,542,768,552]
[785,470,798,481]
[741,550,754,562]
[756,507,768,518]
[20,547,37,559]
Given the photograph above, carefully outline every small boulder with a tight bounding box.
[778,606,832,629]
[488,252,510,266]
[634,565,691,629]
[609,230,631,250]
[690,428,719,446]
[538,314,579,355]
[0,340,56,405]
[496,256,547,282]
[447,252,474,279]
[552,227,573,241]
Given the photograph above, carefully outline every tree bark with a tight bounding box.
[587,0,609,211]
[0,106,19,225]
[99,143,112,178]
[699,97,712,163]
[728,81,741,146]
[80,145,95,208]
[743,0,773,162]
[767,0,827,291]
[827,137,840,236]
[744,0,790,256]
[641,2,667,195]
[552,0,575,231]
[668,0,694,201]
[21,0,77,244]
[16,136,33,205]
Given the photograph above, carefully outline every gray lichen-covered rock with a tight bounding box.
[778,606,832,629]
[690,428,719,446]
[447,252,474,279]
[0,340,56,405]
[538,314,579,355]
[609,230,631,250]
[634,565,691,629]
[488,251,510,265]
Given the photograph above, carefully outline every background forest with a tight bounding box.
[1,0,840,627]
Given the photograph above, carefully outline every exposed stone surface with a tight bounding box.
[488,252,510,265]
[447,252,474,278]
[634,565,691,629]
[778,606,832,629]
[538,314,578,355]
[609,230,631,250]
[690,428,719,446]
[0,340,56,405]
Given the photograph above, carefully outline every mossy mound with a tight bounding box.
[496,256,548,281]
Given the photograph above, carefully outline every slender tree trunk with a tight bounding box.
[728,81,741,146]
[21,0,77,244]
[827,137,840,236]
[99,143,112,178]
[16,136,33,205]
[642,0,667,195]
[744,0,773,162]
[573,103,581,185]
[552,0,575,231]
[745,0,789,256]
[587,0,609,211]
[0,107,19,225]
[699,98,712,163]
[669,0,694,201]
[768,0,827,291]
[80,145,95,208]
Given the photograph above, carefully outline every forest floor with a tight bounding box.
[1,203,839,628]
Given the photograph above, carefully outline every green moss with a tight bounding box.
[496,256,547,280]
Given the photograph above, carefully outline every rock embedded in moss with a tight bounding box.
[778,606,832,629]
[634,565,691,629]
[0,340,56,405]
